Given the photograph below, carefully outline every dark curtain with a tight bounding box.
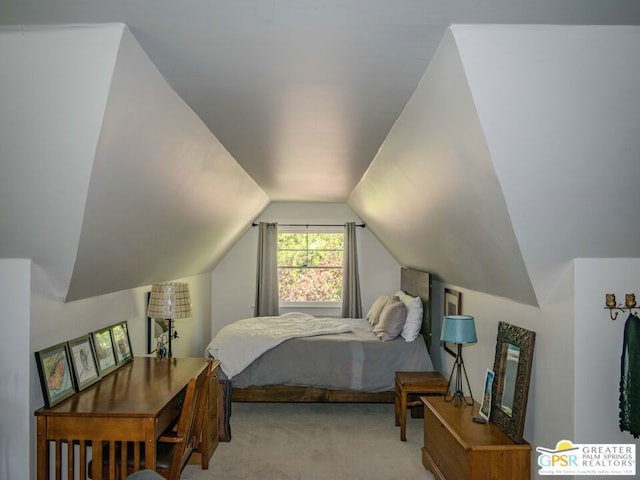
[254,222,279,317]
[341,222,362,318]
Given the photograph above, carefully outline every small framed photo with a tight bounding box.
[146,291,169,355]
[111,321,133,365]
[35,342,77,408]
[148,318,169,356]
[443,288,463,356]
[444,288,462,316]
[67,334,101,391]
[479,369,495,422]
[92,327,118,376]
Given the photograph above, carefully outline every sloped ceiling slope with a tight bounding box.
[349,28,536,306]
[453,25,640,305]
[1,24,270,301]
[350,25,640,306]
[67,25,270,301]
[0,25,121,297]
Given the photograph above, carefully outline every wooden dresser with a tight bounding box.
[421,397,531,480]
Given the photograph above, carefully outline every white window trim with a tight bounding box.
[277,225,344,306]
[279,300,340,309]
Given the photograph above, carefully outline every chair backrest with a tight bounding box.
[166,359,212,477]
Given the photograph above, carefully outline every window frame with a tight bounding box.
[277,225,344,308]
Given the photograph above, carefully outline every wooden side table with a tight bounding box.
[395,371,447,441]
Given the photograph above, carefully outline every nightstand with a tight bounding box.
[395,371,447,441]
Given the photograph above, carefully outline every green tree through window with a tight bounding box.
[277,230,344,303]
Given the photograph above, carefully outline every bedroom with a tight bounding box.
[2,2,640,479]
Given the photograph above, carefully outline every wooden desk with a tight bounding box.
[34,356,216,480]
[421,397,531,480]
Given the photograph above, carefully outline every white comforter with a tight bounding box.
[205,312,352,378]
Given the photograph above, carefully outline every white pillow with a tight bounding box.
[366,294,392,327]
[394,290,410,303]
[395,290,423,342]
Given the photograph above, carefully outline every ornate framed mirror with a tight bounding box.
[490,321,536,444]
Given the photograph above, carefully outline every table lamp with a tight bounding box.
[441,315,477,406]
[147,282,192,357]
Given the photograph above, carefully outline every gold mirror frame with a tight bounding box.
[491,321,536,444]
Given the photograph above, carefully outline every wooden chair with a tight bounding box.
[126,471,164,480]
[89,360,212,479]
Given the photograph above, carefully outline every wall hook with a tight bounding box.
[605,293,638,320]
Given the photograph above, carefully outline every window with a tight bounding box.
[277,228,344,304]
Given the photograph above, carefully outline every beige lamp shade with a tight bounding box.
[147,282,192,319]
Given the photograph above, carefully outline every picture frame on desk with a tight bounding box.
[92,326,118,376]
[478,368,494,422]
[35,342,77,408]
[110,321,133,365]
[68,334,101,391]
[146,291,169,355]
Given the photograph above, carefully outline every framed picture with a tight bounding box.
[443,288,463,356]
[479,369,495,421]
[147,292,169,356]
[111,321,133,365]
[444,288,462,316]
[67,334,101,391]
[92,327,118,376]
[148,318,169,356]
[35,342,77,408]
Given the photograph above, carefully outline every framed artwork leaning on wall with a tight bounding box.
[92,326,118,376]
[35,342,77,408]
[67,334,101,391]
[110,321,133,365]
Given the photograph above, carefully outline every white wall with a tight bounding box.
[0,259,31,480]
[433,261,576,480]
[574,258,640,480]
[211,202,400,335]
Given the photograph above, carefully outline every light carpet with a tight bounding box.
[181,402,435,480]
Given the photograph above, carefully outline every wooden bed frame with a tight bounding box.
[232,267,432,403]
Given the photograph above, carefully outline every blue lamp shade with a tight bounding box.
[440,315,477,344]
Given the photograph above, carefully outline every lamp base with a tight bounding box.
[444,344,474,406]
[445,389,474,407]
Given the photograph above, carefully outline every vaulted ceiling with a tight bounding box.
[4,0,640,202]
[2,2,640,305]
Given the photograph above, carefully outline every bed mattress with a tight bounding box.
[210,318,433,393]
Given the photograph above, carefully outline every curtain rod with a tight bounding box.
[252,222,365,228]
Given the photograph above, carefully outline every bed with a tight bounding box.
[206,267,433,404]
